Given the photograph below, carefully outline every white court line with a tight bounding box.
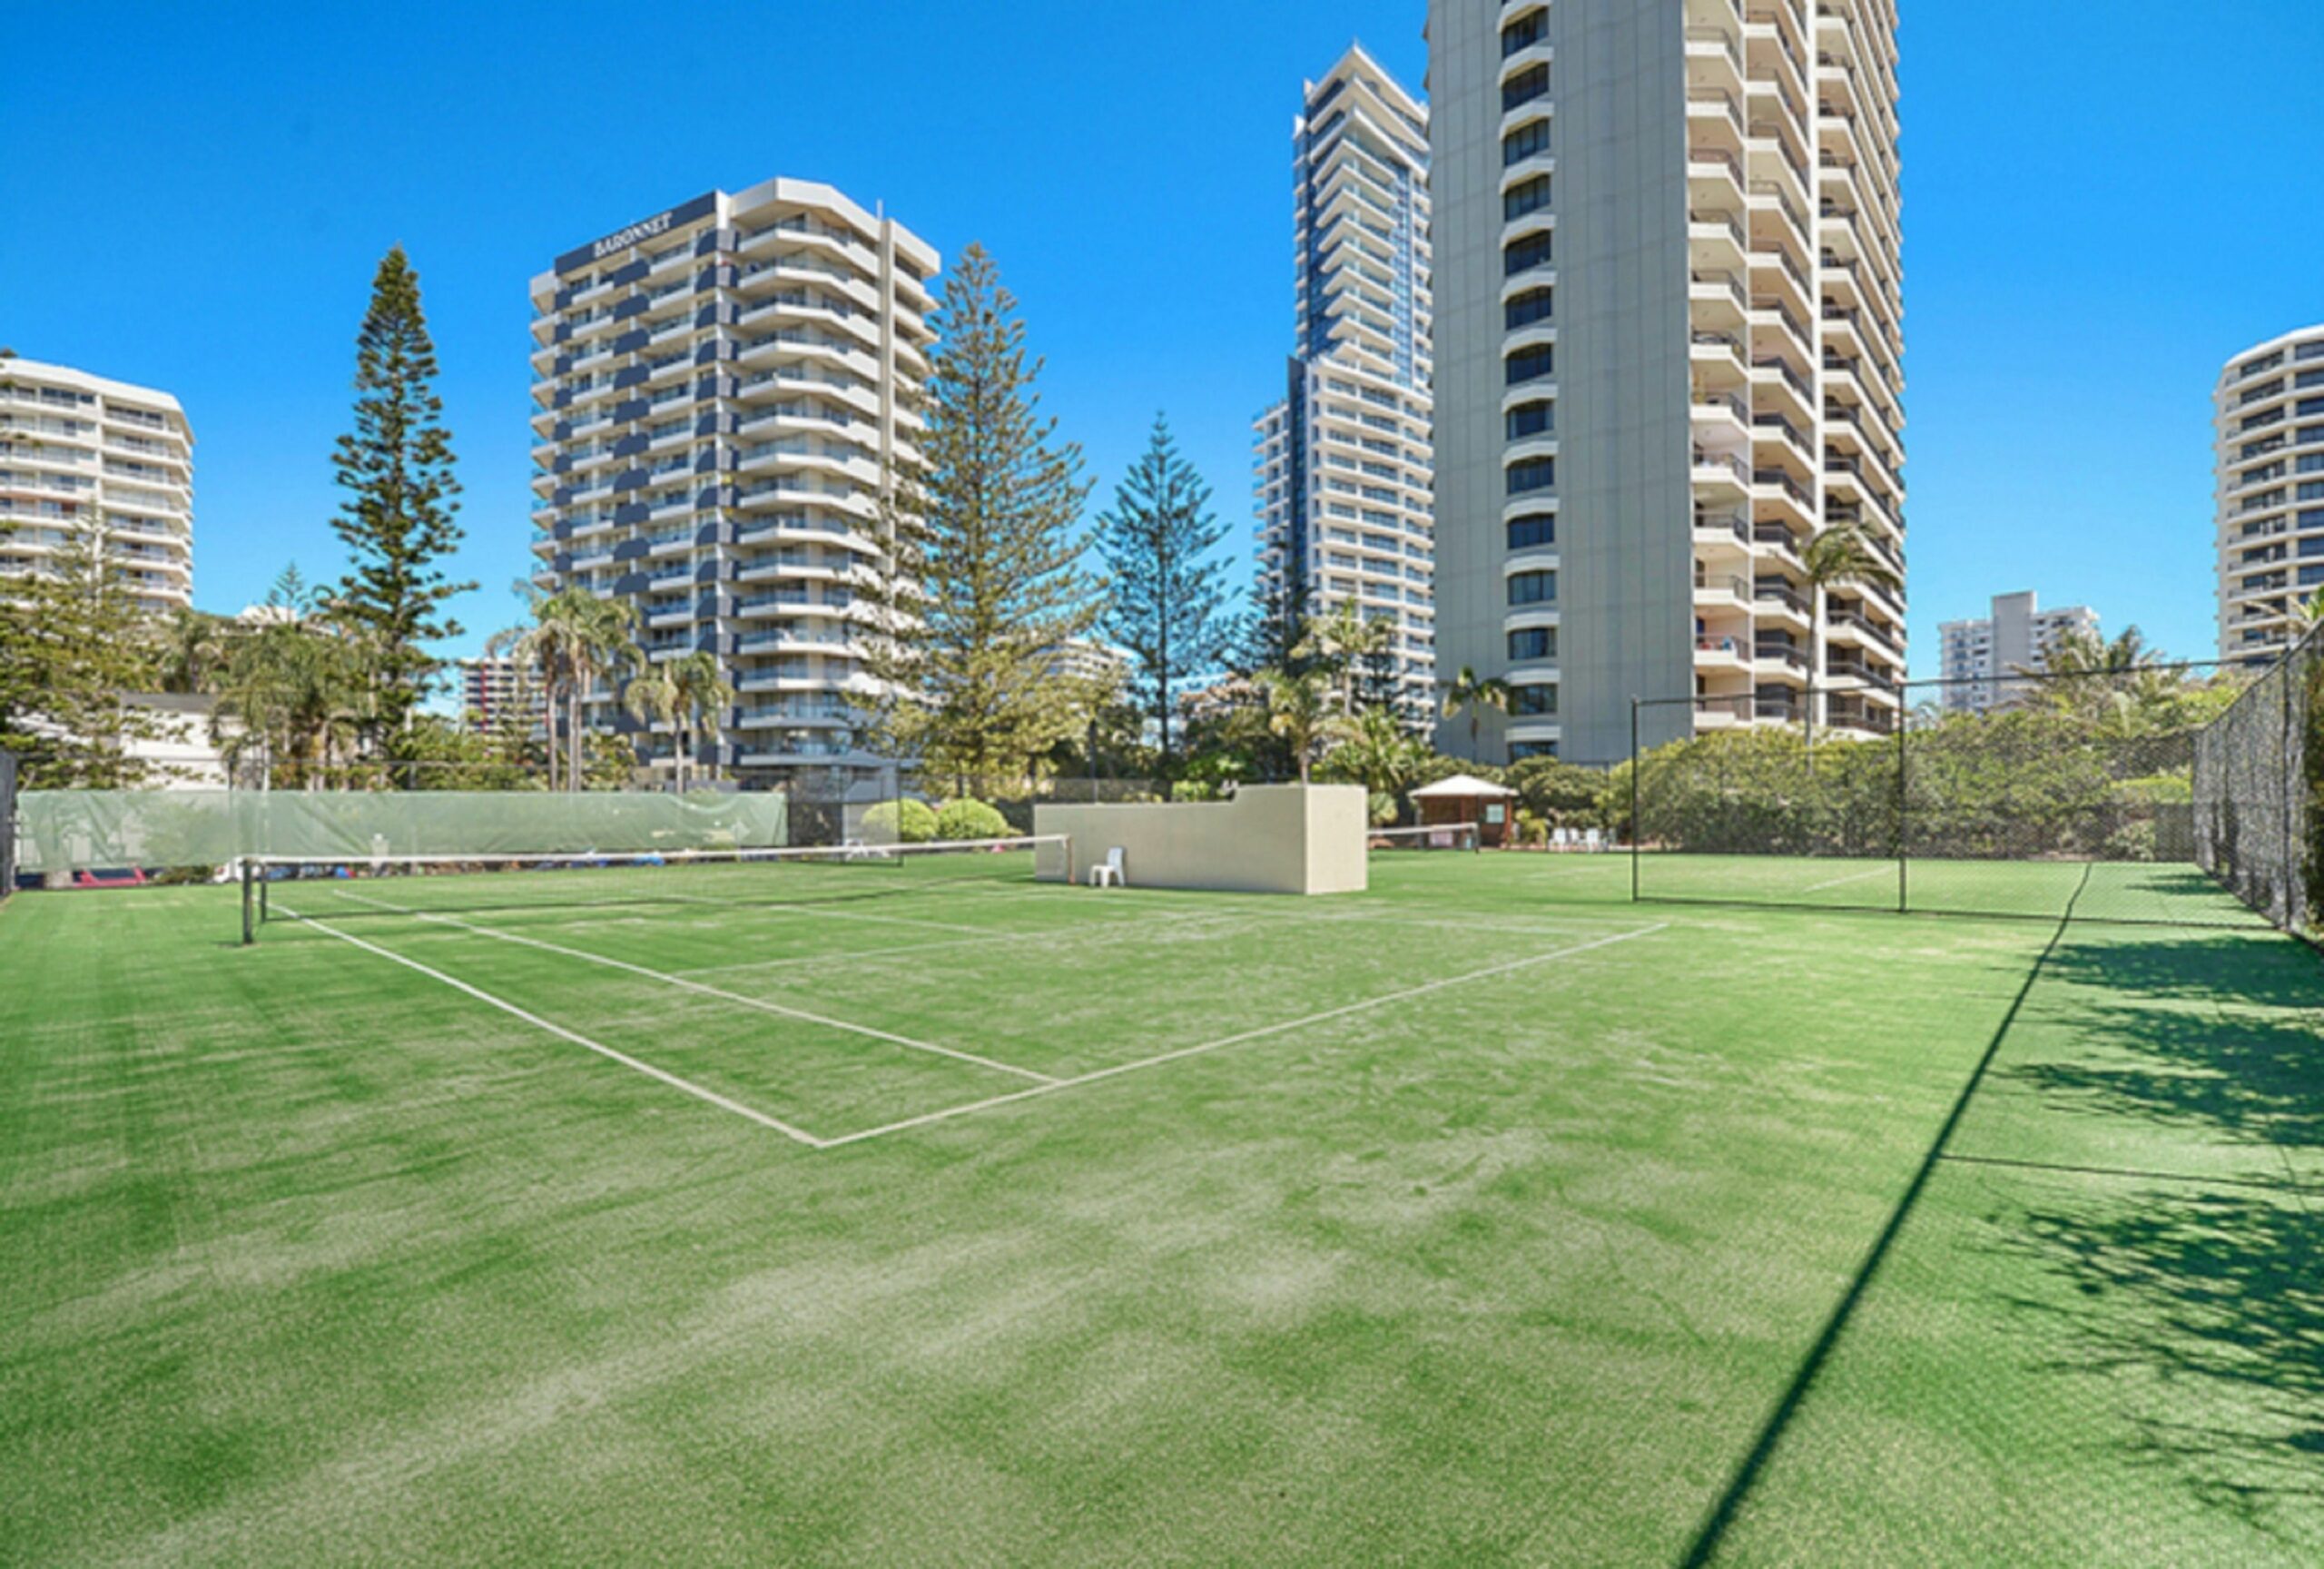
[1801,865,1898,893]
[309,885,1057,1084]
[670,908,1246,980]
[815,923,1669,1150]
[277,905,826,1147]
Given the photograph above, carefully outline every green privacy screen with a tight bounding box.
[16,790,790,873]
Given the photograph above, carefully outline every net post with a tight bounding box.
[240,861,255,946]
[1629,697,1641,903]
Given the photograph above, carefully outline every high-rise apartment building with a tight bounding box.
[457,656,546,734]
[2215,323,2324,666]
[529,179,936,786]
[1253,44,1436,724]
[1937,591,2100,714]
[1426,0,1905,763]
[0,357,194,617]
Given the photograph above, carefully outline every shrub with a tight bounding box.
[934,798,1009,842]
[1369,791,1398,827]
[861,798,937,844]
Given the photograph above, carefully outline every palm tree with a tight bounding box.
[666,650,734,791]
[619,651,730,791]
[1441,665,1512,758]
[621,663,682,787]
[1295,604,1394,713]
[1255,666,1357,784]
[495,585,639,792]
[158,607,229,696]
[1801,519,1903,746]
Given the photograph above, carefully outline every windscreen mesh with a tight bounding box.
[17,789,791,874]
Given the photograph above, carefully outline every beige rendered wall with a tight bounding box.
[1034,784,1369,896]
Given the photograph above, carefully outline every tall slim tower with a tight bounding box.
[2214,323,2324,666]
[1426,0,1905,764]
[528,179,937,788]
[1253,44,1435,724]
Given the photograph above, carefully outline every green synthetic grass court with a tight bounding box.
[2,851,2319,1564]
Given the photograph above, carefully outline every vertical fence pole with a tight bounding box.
[2287,636,2301,932]
[241,862,255,947]
[1896,686,1909,915]
[1630,698,1641,903]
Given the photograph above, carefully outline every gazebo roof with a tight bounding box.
[1410,773,1518,799]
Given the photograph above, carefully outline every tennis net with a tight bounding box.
[1369,823,1481,854]
[242,834,1072,941]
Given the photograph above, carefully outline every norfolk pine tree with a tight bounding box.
[1093,413,1232,787]
[330,245,473,751]
[862,243,1098,793]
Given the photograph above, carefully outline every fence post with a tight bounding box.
[1895,687,1909,915]
[1630,698,1641,903]
[241,862,255,947]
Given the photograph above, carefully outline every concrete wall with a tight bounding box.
[1033,784,1369,896]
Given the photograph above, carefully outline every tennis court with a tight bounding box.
[1,846,2318,1564]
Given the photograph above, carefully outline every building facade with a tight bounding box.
[457,656,546,734]
[2215,323,2324,666]
[0,357,194,617]
[1253,44,1436,725]
[1937,591,2100,715]
[529,178,937,786]
[1426,0,1905,764]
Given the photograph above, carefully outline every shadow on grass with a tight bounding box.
[1680,905,2324,1564]
[2004,1189,2324,1534]
[1984,928,2324,1539]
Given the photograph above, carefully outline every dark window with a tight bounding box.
[1505,289,1554,331]
[1509,569,1557,606]
[1502,64,1549,113]
[1503,174,1552,221]
[1502,119,1551,166]
[1503,232,1553,276]
[1501,8,1546,54]
[1509,740,1560,760]
[1506,513,1555,550]
[1505,344,1554,386]
[1508,627,1557,662]
[1507,457,1556,496]
[1510,683,1558,716]
[1506,401,1553,441]
[2300,398,2324,418]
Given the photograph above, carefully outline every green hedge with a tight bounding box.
[934,798,1009,842]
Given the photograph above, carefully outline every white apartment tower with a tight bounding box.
[529,180,937,786]
[1937,591,2100,715]
[0,358,194,617]
[2215,323,2324,666]
[1253,45,1436,724]
[1426,0,1906,763]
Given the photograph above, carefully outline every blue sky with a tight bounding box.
[5,0,2319,674]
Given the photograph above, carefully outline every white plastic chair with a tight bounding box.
[1584,828,1604,853]
[1089,846,1127,888]
[1552,827,1574,853]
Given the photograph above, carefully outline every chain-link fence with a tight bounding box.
[1630,656,2313,931]
[0,749,18,903]
[2195,627,2319,932]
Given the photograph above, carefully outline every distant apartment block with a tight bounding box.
[1253,44,1436,725]
[1426,0,1906,762]
[0,357,193,617]
[529,178,936,787]
[458,656,546,733]
[2215,322,2324,665]
[1937,591,2099,714]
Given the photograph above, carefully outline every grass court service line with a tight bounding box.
[277,905,828,1147]
[306,885,1059,1085]
[816,923,1669,1150]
